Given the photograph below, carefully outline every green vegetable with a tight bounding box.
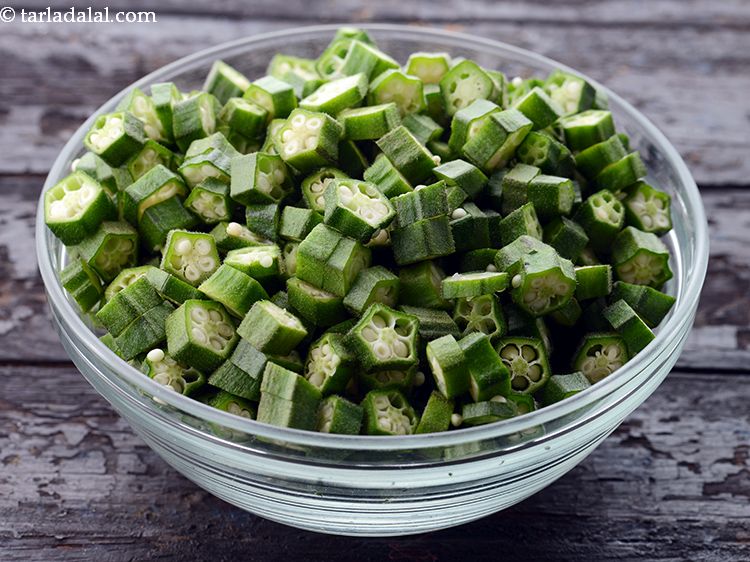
[538,372,590,406]
[362,389,418,435]
[415,391,454,434]
[84,111,146,167]
[497,336,551,394]
[573,333,629,383]
[458,333,511,401]
[317,395,363,434]
[425,334,469,399]
[345,303,419,371]
[166,299,237,372]
[237,300,308,355]
[160,229,220,286]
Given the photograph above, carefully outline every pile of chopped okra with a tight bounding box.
[45,27,676,436]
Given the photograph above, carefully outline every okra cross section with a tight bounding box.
[77,221,139,283]
[573,333,629,383]
[166,299,238,372]
[453,293,507,342]
[362,389,418,436]
[324,179,395,242]
[345,303,419,370]
[84,111,146,167]
[161,230,220,286]
[121,164,188,224]
[622,181,672,235]
[496,336,551,394]
[230,152,293,205]
[458,333,511,401]
[317,395,363,435]
[612,226,673,289]
[507,247,577,316]
[273,108,343,173]
[304,332,355,395]
[237,300,308,355]
[142,348,205,396]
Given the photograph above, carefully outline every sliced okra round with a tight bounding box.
[343,266,400,316]
[603,299,655,355]
[237,300,308,356]
[218,97,268,139]
[268,54,323,98]
[300,72,368,115]
[512,86,562,130]
[208,390,256,420]
[362,389,418,436]
[203,60,251,105]
[338,102,401,141]
[286,277,347,327]
[458,333,511,402]
[611,281,675,328]
[78,221,139,283]
[301,167,349,212]
[507,247,577,316]
[398,260,451,310]
[368,69,425,116]
[317,395,363,435]
[345,303,419,370]
[425,334,469,399]
[405,52,451,85]
[398,305,461,343]
[273,108,343,173]
[304,333,355,395]
[442,271,509,300]
[357,367,416,393]
[281,241,300,277]
[122,164,188,225]
[178,147,234,189]
[173,93,221,153]
[461,398,517,426]
[230,152,293,205]
[439,60,495,117]
[143,348,206,396]
[60,258,104,312]
[363,154,413,199]
[127,140,177,181]
[198,264,268,318]
[243,75,297,121]
[375,125,437,185]
[573,333,629,383]
[161,230,220,286]
[544,71,596,116]
[324,179,396,242]
[150,82,181,144]
[463,109,533,174]
[496,336,551,394]
[103,265,151,302]
[453,294,507,342]
[184,178,234,225]
[559,109,615,151]
[574,189,625,253]
[117,87,168,142]
[84,111,146,167]
[622,181,672,235]
[595,152,647,192]
[612,226,673,289]
[211,221,273,254]
[225,244,282,281]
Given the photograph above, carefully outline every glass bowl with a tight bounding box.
[36,24,708,536]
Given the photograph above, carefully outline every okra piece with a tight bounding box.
[172,93,220,152]
[245,203,280,241]
[324,179,396,243]
[507,392,536,415]
[544,71,596,116]
[301,167,349,212]
[243,75,297,121]
[498,202,543,246]
[447,98,500,154]
[166,299,237,372]
[496,336,551,394]
[344,303,419,370]
[376,126,437,185]
[392,182,449,227]
[339,102,401,140]
[415,391,454,434]
[402,113,443,145]
[208,390,256,419]
[398,305,461,342]
[287,277,347,327]
[84,112,146,167]
[572,333,629,383]
[138,197,198,252]
[543,216,589,262]
[516,131,574,177]
[463,108,533,173]
[538,372,591,406]
[224,245,281,282]
[595,152,647,192]
[461,398,517,426]
[230,152,293,205]
[391,216,455,265]
[398,261,450,310]
[184,178,234,225]
[117,87,170,143]
[433,159,488,200]
[304,332,356,395]
[405,52,451,84]
[611,281,675,328]
[612,226,673,288]
[439,60,496,117]
[210,221,272,253]
[178,144,236,189]
[77,221,138,282]
[575,264,613,301]
[257,363,321,430]
[237,300,307,355]
[127,140,178,182]
[361,389,418,436]
[150,82,181,144]
[273,108,343,173]
[218,97,268,140]
[73,151,130,195]
[425,334,469,399]
[363,154,413,199]
[507,245,576,316]
[512,86,562,130]
[277,207,322,242]
[317,395,363,434]
[453,294,507,342]
[526,174,575,220]
[60,259,104,312]
[574,189,625,253]
[442,271,509,300]
[114,301,174,361]
[44,172,117,245]
[549,297,582,326]
[260,118,285,154]
[458,333,511,401]
[281,241,300,277]
[198,264,268,318]
[498,163,539,215]
[423,84,447,126]
[338,133,369,177]
[368,69,424,116]
[268,54,323,98]
[574,134,628,179]
[494,234,548,272]
[450,202,490,252]
[559,110,615,151]
[143,348,205,396]
[203,60,251,105]
[343,266,400,315]
[121,164,188,225]
[603,299,655,355]
[144,266,203,304]
[301,73,368,115]
[161,230,220,286]
[622,181,673,235]
[208,338,269,400]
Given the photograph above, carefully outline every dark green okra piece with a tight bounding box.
[574,189,625,253]
[144,266,203,304]
[398,306,460,343]
[574,134,628,179]
[173,93,221,152]
[512,86,562,130]
[558,110,615,151]
[161,229,220,286]
[338,102,401,140]
[143,348,206,396]
[449,202,490,252]
[127,140,178,181]
[453,293,507,342]
[622,181,673,235]
[595,152,647,192]
[575,264,613,301]
[274,108,343,173]
[415,391,454,434]
[208,390,256,420]
[230,152,293,205]
[361,389,419,435]
[402,113,443,145]
[496,336,551,394]
[218,97,268,140]
[184,178,234,225]
[257,363,321,430]
[461,397,518,426]
[611,226,673,288]
[549,297,582,327]
[442,271,509,300]
[317,395,363,434]
[237,299,308,355]
[376,125,437,185]
[210,221,272,253]
[203,61,251,106]
[166,299,237,372]
[440,60,496,117]
[345,303,420,371]
[463,108,533,174]
[97,276,163,336]
[572,333,629,383]
[603,299,655,355]
[391,216,456,266]
[425,334,469,399]
[304,332,357,395]
[343,266,400,315]
[84,111,146,167]
[433,159,488,200]
[114,301,174,361]
[515,131,574,177]
[61,259,104,312]
[538,372,591,406]
[243,75,297,121]
[198,264,268,318]
[447,98,500,154]
[245,202,281,242]
[544,70,596,116]
[499,163,541,215]
[139,197,198,252]
[543,216,589,262]
[363,154,413,199]
[286,277,348,327]
[459,249,499,273]
[357,367,416,393]
[611,281,675,328]
[302,167,349,212]
[498,202,543,246]
[398,260,451,310]
[209,338,269,400]
[458,332,511,401]
[506,245,577,316]
[526,174,575,220]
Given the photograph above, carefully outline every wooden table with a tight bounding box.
[2,2,749,559]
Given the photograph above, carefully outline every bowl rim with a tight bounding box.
[36,23,709,451]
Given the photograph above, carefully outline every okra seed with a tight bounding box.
[209,337,224,351]
[373,342,391,359]
[392,340,408,358]
[451,414,463,427]
[490,395,507,403]
[451,208,468,219]
[414,371,425,386]
[512,274,522,288]
[147,348,165,362]
[191,327,207,343]
[486,264,497,272]
[175,239,192,255]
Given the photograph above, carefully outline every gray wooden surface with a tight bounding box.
[1,2,749,560]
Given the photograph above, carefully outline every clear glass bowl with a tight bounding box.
[36,24,708,536]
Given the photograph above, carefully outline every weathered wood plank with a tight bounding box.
[5,173,747,368]
[1,364,748,559]
[1,18,749,184]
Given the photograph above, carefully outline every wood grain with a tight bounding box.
[1,364,748,560]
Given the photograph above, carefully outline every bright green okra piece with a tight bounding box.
[498,202,543,246]
[161,230,220,286]
[324,179,396,243]
[361,389,418,436]
[398,261,450,310]
[461,397,517,426]
[496,336,551,394]
[538,372,591,406]
[612,226,673,288]
[77,221,139,282]
[338,103,401,140]
[278,207,323,242]
[301,167,349,211]
[97,276,163,336]
[363,154,413,199]
[300,73,368,115]
[433,159,488,200]
[453,294,507,342]
[230,152,293,205]
[267,54,322,98]
[166,299,237,372]
[140,197,199,253]
[515,131,574,177]
[121,164,188,224]
[398,306,460,343]
[595,152,647,192]
[172,93,221,152]
[439,60,496,117]
[114,301,174,361]
[447,98,500,154]
[405,52,451,85]
[425,334,469,399]
[559,109,615,151]
[144,266,203,304]
[273,108,343,173]
[368,69,425,116]
[73,151,128,195]
[150,82,181,144]
[392,182,448,227]
[543,216,589,262]
[257,363,321,430]
[574,189,625,253]
[458,333,511,401]
[391,216,456,266]
[343,266,400,315]
[507,392,536,415]
[345,303,419,370]
[287,277,347,327]
[507,245,577,316]
[218,97,268,140]
[127,140,179,181]
[575,264,613,301]
[44,172,117,245]
[463,108,533,173]
[402,113,443,145]
[572,333,629,383]
[198,264,268,318]
[376,125,437,185]
[117,87,168,143]
[243,75,297,121]
[498,163,541,215]
[184,178,234,225]
[178,142,237,189]
[526,174,575,220]
[84,111,146,167]
[494,235,548,272]
[203,60,251,105]
[415,391,454,434]
[304,332,356,395]
[603,299,655,355]
[209,338,269,400]
[449,203,490,252]
[61,259,104,312]
[210,221,272,253]
[622,181,672,235]
[574,134,628,179]
[208,390,256,419]
[544,70,596,116]
[317,395,363,434]
[225,245,282,281]
[512,86,562,130]
[237,300,307,355]
[611,281,675,328]
[143,348,206,396]
[245,203,280,242]
[442,271,509,300]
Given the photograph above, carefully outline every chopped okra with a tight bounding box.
[48,28,678,433]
